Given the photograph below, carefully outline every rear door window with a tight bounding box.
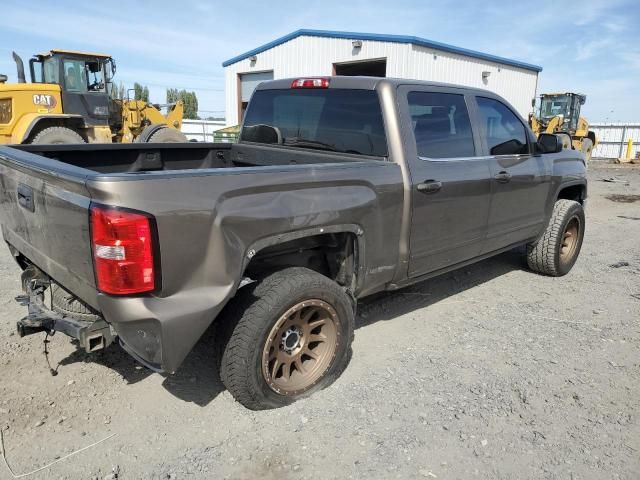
[476,97,529,155]
[241,89,388,157]
[407,91,475,159]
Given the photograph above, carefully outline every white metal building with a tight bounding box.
[222,29,542,126]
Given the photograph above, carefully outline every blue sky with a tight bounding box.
[1,0,638,121]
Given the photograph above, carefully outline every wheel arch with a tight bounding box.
[241,225,365,296]
[14,114,86,143]
[556,181,587,205]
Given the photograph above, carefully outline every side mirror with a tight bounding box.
[537,133,563,154]
[0,74,7,83]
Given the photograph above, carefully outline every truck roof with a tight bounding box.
[256,76,497,97]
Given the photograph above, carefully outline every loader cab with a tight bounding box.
[29,50,114,127]
[538,93,586,134]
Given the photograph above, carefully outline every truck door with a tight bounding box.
[398,86,492,277]
[473,96,551,253]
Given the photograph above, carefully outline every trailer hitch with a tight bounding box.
[15,265,115,353]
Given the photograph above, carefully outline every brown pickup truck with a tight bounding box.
[0,77,587,409]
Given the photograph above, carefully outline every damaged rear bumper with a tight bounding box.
[15,265,233,375]
[16,268,115,353]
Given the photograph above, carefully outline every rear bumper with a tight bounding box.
[97,284,234,374]
[12,253,234,375]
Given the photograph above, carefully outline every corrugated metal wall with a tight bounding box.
[224,35,539,126]
[590,123,640,159]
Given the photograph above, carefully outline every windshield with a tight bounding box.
[241,88,388,157]
[539,95,571,119]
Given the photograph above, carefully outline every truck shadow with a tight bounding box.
[355,250,525,328]
[162,249,525,407]
[53,250,524,407]
[55,328,224,405]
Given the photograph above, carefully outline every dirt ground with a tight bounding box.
[0,163,638,480]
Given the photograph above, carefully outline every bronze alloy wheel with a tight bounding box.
[560,216,581,265]
[262,299,340,396]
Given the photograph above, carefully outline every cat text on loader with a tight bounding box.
[528,92,597,162]
[0,50,187,144]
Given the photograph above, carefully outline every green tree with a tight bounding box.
[166,88,199,119]
[109,81,126,100]
[134,82,149,102]
[166,87,178,104]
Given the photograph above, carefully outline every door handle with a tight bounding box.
[494,171,512,183]
[17,184,34,212]
[416,180,442,194]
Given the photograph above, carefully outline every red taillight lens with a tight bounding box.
[291,78,329,89]
[90,205,157,295]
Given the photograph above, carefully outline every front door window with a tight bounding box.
[63,59,88,92]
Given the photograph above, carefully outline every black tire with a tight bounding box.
[581,138,593,163]
[30,126,85,144]
[527,199,585,276]
[218,267,355,410]
[147,127,188,143]
[51,284,101,322]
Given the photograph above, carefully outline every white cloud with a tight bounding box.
[575,38,614,61]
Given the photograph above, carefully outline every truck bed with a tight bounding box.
[11,142,371,174]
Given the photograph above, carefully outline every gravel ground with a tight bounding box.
[0,163,638,480]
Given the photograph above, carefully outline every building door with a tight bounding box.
[238,71,274,122]
[334,59,386,77]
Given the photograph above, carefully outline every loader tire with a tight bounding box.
[527,199,585,277]
[31,127,85,144]
[51,284,101,323]
[217,267,354,410]
[147,127,188,143]
[581,138,593,163]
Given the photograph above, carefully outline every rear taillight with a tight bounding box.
[90,204,157,295]
[291,78,329,89]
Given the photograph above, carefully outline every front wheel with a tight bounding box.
[527,199,585,276]
[218,267,355,410]
[147,127,188,143]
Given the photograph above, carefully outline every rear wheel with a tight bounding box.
[147,127,188,143]
[30,126,85,144]
[527,199,585,276]
[218,267,354,410]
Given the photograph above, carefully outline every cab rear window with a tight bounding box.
[241,89,388,157]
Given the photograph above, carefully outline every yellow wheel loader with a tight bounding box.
[0,50,187,144]
[529,92,597,162]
